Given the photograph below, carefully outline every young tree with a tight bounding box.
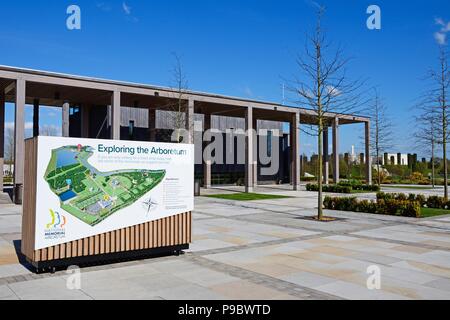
[288,7,365,220]
[419,45,450,199]
[368,89,393,186]
[4,127,14,175]
[166,53,191,144]
[414,107,438,188]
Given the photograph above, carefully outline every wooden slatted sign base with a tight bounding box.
[21,138,193,272]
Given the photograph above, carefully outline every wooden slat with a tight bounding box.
[144,223,149,249]
[139,224,144,250]
[33,212,192,262]
[105,233,110,254]
[120,229,125,252]
[130,226,135,251]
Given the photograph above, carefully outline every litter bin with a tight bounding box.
[194,179,201,197]
[14,184,23,205]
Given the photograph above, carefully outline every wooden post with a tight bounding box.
[62,102,70,137]
[186,99,194,144]
[291,112,300,190]
[14,79,26,196]
[245,107,254,193]
[0,94,4,192]
[332,117,340,184]
[323,127,329,185]
[111,91,121,140]
[203,114,212,189]
[33,99,39,137]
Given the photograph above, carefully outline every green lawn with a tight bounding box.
[205,193,292,201]
[420,207,450,218]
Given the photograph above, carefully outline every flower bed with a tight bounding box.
[323,192,450,218]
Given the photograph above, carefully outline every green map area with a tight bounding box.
[44,145,166,227]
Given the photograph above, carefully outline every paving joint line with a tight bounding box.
[184,254,343,300]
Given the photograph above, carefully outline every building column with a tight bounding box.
[14,79,26,202]
[291,112,300,190]
[148,108,156,141]
[62,102,70,137]
[245,107,254,193]
[33,99,39,137]
[203,114,212,189]
[332,117,340,184]
[186,99,194,144]
[323,127,329,185]
[253,117,258,186]
[0,94,5,193]
[111,91,121,140]
[81,105,90,138]
[365,121,372,185]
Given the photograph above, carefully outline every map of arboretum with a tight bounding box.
[44,145,166,226]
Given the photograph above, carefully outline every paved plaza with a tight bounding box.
[1,185,450,300]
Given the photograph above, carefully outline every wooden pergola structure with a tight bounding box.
[0,65,372,204]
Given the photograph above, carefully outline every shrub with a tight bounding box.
[416,194,426,206]
[323,196,421,218]
[410,172,424,183]
[426,196,445,209]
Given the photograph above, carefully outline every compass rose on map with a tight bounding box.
[142,198,158,215]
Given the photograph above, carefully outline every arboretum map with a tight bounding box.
[44,145,166,226]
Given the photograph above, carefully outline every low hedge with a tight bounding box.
[323,196,421,218]
[306,184,352,193]
[306,183,380,194]
[377,192,450,209]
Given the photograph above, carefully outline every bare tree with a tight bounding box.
[165,53,191,143]
[288,6,366,220]
[40,125,59,137]
[419,45,450,199]
[4,128,14,175]
[414,105,438,188]
[368,89,393,186]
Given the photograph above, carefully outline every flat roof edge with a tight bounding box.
[0,65,370,122]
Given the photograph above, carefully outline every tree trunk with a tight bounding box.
[444,141,448,200]
[376,150,381,187]
[432,141,435,189]
[318,122,323,220]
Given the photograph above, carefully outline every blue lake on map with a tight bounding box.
[59,190,77,202]
[56,150,78,168]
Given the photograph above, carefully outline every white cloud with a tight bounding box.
[243,86,253,97]
[435,32,447,45]
[122,2,131,15]
[434,17,450,45]
[96,2,112,12]
[326,85,341,97]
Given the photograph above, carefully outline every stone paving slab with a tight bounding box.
[1,185,450,300]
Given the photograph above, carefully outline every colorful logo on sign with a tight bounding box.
[46,209,67,229]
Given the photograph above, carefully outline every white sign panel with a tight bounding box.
[34,136,194,250]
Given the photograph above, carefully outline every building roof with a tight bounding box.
[0,65,369,125]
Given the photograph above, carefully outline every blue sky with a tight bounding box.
[1,0,449,157]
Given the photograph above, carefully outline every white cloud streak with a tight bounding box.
[122,2,131,15]
[434,17,450,45]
